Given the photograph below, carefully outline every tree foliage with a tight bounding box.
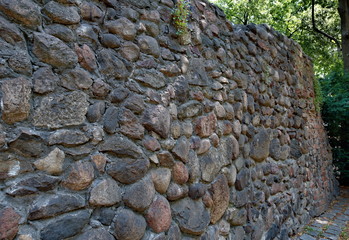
[210,0,342,76]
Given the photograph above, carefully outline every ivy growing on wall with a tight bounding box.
[172,0,190,36]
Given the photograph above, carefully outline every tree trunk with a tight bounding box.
[339,0,349,72]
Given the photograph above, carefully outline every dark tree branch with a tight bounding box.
[312,0,341,51]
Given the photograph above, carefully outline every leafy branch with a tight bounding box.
[172,0,191,36]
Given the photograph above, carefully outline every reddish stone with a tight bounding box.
[62,161,94,191]
[143,136,161,152]
[0,207,20,240]
[157,151,175,168]
[172,162,189,185]
[209,175,230,224]
[91,154,107,173]
[75,44,97,72]
[146,196,171,233]
[194,113,217,137]
[202,192,213,208]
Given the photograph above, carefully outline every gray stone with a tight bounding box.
[60,68,93,90]
[209,174,229,224]
[113,208,146,240]
[226,207,247,226]
[87,101,105,123]
[172,198,210,235]
[33,91,89,129]
[75,228,115,240]
[172,136,190,162]
[178,101,203,119]
[5,173,59,196]
[120,42,140,61]
[200,148,226,182]
[167,183,188,201]
[123,177,155,211]
[103,106,119,134]
[43,1,80,24]
[97,49,128,79]
[110,87,129,103]
[250,129,270,162]
[138,35,160,58]
[235,168,250,191]
[1,77,31,124]
[142,105,171,138]
[89,178,121,206]
[157,151,175,167]
[0,15,24,45]
[107,158,149,184]
[106,18,136,40]
[45,24,76,43]
[34,148,65,175]
[188,183,206,200]
[0,0,41,28]
[151,168,171,194]
[125,94,145,114]
[100,33,121,48]
[33,67,58,94]
[8,50,32,76]
[188,58,209,86]
[270,138,290,161]
[28,194,85,220]
[92,79,111,98]
[99,136,143,159]
[119,108,145,140]
[134,69,166,89]
[40,210,90,240]
[33,32,77,68]
[48,129,89,146]
[80,2,103,22]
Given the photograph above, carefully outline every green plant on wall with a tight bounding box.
[172,0,190,36]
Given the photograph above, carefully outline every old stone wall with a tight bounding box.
[0,0,338,239]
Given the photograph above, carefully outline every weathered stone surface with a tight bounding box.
[33,91,89,128]
[1,77,31,124]
[146,195,171,233]
[194,113,217,137]
[226,207,247,226]
[188,58,209,86]
[75,44,97,72]
[178,101,203,119]
[106,17,136,40]
[120,42,140,61]
[62,161,94,191]
[103,106,119,134]
[222,165,237,186]
[40,210,90,240]
[33,32,77,68]
[0,207,20,240]
[100,33,121,48]
[142,105,171,138]
[110,87,129,103]
[80,2,103,22]
[119,108,145,140]
[92,79,111,98]
[6,173,59,196]
[250,129,270,162]
[125,94,145,114]
[172,162,189,184]
[143,135,161,151]
[208,174,229,224]
[99,136,143,159]
[134,69,166,89]
[172,198,210,235]
[60,68,92,90]
[28,194,85,220]
[200,149,225,182]
[8,50,32,75]
[0,0,41,28]
[97,49,128,79]
[167,183,188,201]
[75,228,115,240]
[151,168,171,194]
[87,101,105,123]
[34,148,65,175]
[157,151,175,167]
[138,35,160,57]
[43,1,80,24]
[235,168,249,191]
[188,183,206,200]
[270,138,290,161]
[48,129,89,146]
[33,67,58,94]
[172,137,190,162]
[89,178,121,206]
[45,24,76,42]
[107,157,149,184]
[0,15,24,45]
[123,177,155,212]
[113,208,146,240]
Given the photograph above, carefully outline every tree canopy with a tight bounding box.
[210,0,342,76]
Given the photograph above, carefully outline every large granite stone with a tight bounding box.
[75,228,115,240]
[146,195,172,233]
[142,105,171,138]
[33,91,89,129]
[40,210,90,240]
[107,157,149,184]
[33,67,58,94]
[106,17,136,40]
[28,194,85,220]
[89,178,121,206]
[43,1,80,24]
[97,49,128,79]
[194,113,217,138]
[172,136,190,162]
[1,77,31,124]
[123,177,155,212]
[48,129,89,146]
[250,129,270,162]
[33,32,78,69]
[133,69,166,89]
[172,198,210,235]
[113,208,146,240]
[0,0,41,28]
[208,174,229,224]
[0,15,24,45]
[60,68,93,90]
[0,207,20,240]
[62,161,94,191]
[99,136,143,159]
[34,148,65,175]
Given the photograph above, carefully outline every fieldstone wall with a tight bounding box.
[0,0,338,239]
